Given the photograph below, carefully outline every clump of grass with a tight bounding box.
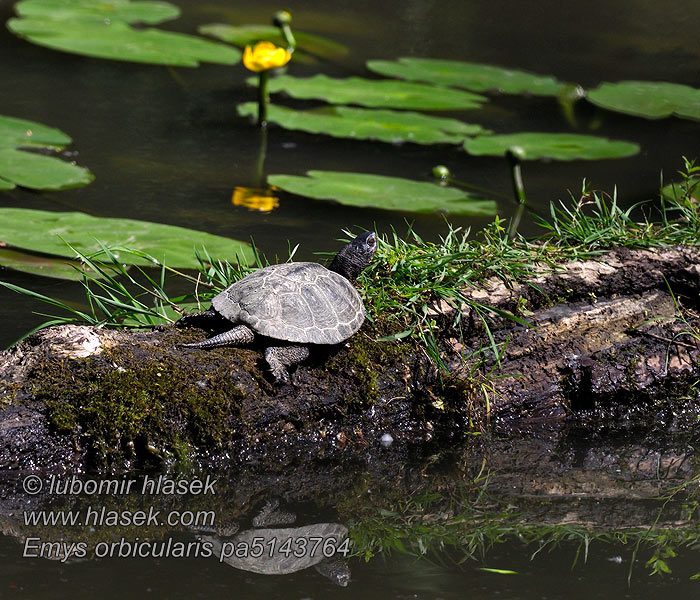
[536,181,654,251]
[0,242,264,344]
[356,220,539,369]
[659,156,700,240]
[538,158,700,254]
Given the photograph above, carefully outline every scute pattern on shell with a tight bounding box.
[211,262,365,344]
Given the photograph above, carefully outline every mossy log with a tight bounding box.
[452,246,700,429]
[0,246,699,471]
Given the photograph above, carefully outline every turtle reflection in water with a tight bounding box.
[178,232,377,383]
[198,499,351,587]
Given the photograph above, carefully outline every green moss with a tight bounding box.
[326,318,414,406]
[32,343,247,466]
[343,339,379,403]
[0,390,14,409]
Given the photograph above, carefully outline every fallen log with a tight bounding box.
[453,247,700,427]
[0,246,698,471]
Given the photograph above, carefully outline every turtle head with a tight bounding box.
[328,231,377,283]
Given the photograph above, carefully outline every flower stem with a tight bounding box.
[254,126,268,186]
[273,11,296,52]
[279,24,296,52]
[257,70,269,127]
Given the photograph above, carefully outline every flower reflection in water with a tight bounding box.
[232,186,279,212]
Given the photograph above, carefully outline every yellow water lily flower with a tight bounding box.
[243,41,292,72]
[232,187,279,212]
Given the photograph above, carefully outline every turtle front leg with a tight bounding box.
[180,324,255,349]
[264,345,310,384]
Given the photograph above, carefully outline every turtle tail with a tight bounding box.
[179,325,255,349]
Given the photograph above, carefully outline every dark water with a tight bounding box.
[1,541,698,600]
[2,0,700,596]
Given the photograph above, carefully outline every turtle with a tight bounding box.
[178,231,377,383]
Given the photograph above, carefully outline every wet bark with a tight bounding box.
[0,246,699,472]
[452,246,700,429]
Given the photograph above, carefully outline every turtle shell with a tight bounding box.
[212,262,365,344]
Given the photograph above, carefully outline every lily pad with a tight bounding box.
[0,148,94,190]
[12,0,180,23]
[0,114,72,149]
[660,177,700,203]
[586,81,700,121]
[8,0,241,67]
[367,57,567,96]
[0,114,93,191]
[199,23,348,62]
[267,171,496,215]
[0,208,255,280]
[259,74,487,110]
[237,103,490,145]
[0,246,89,280]
[463,132,639,160]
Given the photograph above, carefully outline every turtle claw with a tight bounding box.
[271,368,291,386]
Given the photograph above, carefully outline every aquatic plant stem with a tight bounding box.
[273,11,296,52]
[557,84,585,128]
[254,126,268,186]
[506,148,527,206]
[506,148,527,238]
[431,165,509,200]
[258,70,269,127]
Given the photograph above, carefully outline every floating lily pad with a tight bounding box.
[660,177,700,202]
[8,0,241,67]
[237,103,490,145]
[0,148,93,190]
[199,23,347,63]
[0,208,255,279]
[463,132,639,160]
[0,114,93,191]
[0,246,89,280]
[258,75,487,110]
[267,171,496,215]
[0,114,72,149]
[12,0,181,23]
[367,57,567,96]
[586,81,700,121]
